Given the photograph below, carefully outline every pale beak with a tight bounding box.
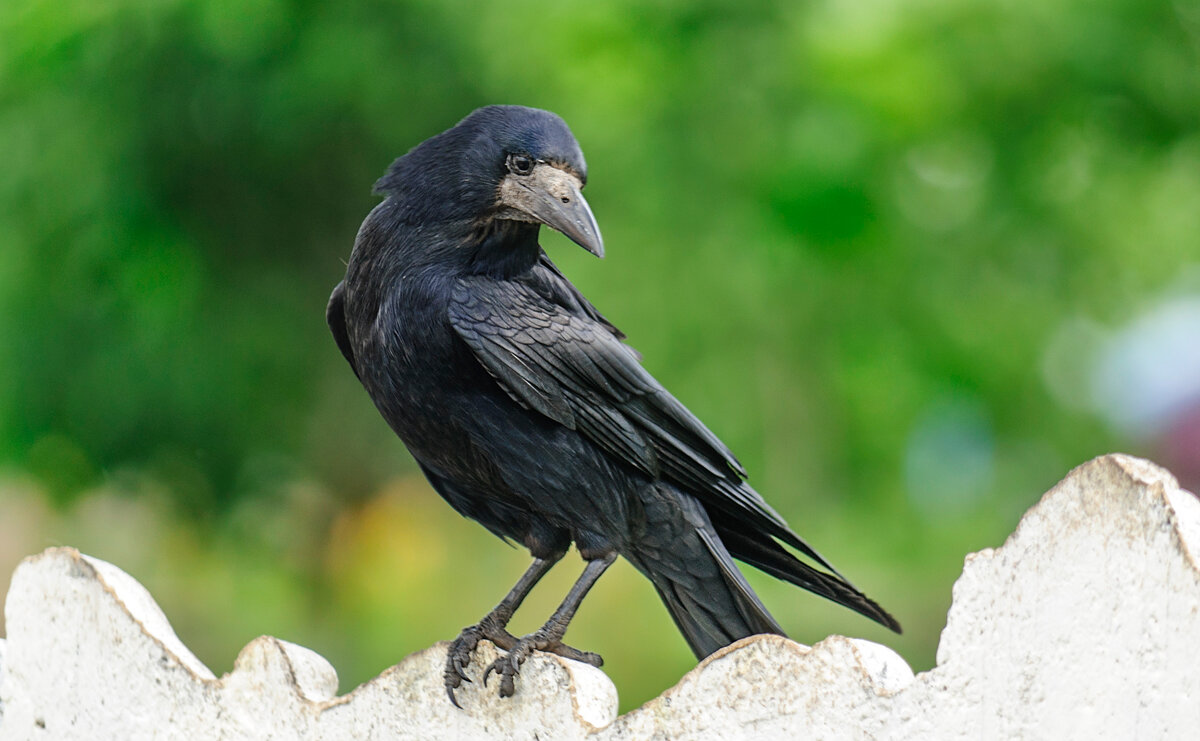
[497,164,604,258]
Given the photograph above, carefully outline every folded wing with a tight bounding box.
[448,271,833,569]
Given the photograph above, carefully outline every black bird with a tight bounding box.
[327,105,900,703]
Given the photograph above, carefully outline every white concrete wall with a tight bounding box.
[0,454,1197,740]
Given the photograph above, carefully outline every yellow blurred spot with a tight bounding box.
[325,476,449,608]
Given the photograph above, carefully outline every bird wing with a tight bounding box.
[531,252,628,342]
[448,274,836,567]
[327,280,359,379]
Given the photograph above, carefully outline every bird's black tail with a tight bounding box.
[626,487,786,660]
[715,517,902,634]
[627,485,902,660]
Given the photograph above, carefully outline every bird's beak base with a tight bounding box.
[497,165,604,258]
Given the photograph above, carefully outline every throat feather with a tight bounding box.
[467,220,542,278]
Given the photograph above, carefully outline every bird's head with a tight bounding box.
[375,105,604,259]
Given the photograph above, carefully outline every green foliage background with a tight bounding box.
[1,0,1197,711]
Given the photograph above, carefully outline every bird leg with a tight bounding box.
[445,555,560,706]
[483,552,617,699]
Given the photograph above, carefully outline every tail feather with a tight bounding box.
[716,519,902,634]
[629,488,785,660]
[629,484,901,661]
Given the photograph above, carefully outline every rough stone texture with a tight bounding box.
[0,454,1197,740]
[0,549,615,741]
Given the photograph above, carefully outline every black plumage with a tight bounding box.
[328,105,900,703]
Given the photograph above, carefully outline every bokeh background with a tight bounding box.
[2,0,1199,712]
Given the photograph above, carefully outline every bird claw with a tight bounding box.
[481,646,527,698]
[443,620,519,706]
[479,632,604,699]
[444,625,483,706]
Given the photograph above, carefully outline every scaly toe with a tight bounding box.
[541,642,603,667]
[482,654,522,698]
[444,626,487,706]
[479,631,601,699]
[443,617,528,705]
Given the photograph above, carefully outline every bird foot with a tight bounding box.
[444,617,518,707]
[482,630,603,699]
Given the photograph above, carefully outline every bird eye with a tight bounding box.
[507,153,534,175]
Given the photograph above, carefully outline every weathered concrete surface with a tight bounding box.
[0,548,615,740]
[0,454,1197,740]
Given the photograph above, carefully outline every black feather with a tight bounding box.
[329,105,900,669]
